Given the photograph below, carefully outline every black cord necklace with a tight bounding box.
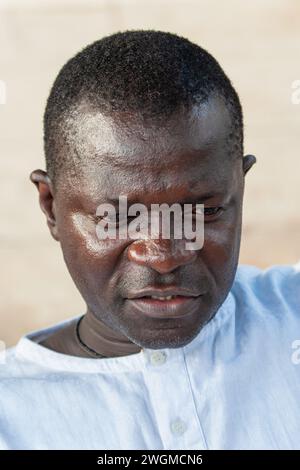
[75,315,105,358]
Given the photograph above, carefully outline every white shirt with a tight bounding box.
[0,263,300,450]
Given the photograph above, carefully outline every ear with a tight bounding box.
[30,169,59,241]
[242,154,257,175]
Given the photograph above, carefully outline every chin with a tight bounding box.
[128,324,204,350]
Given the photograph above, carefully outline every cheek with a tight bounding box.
[58,212,128,290]
[199,223,240,312]
[202,219,241,274]
[203,200,243,263]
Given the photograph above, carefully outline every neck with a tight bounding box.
[77,310,142,358]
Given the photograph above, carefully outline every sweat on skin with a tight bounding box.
[30,94,256,356]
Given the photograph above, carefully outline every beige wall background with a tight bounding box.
[0,0,299,346]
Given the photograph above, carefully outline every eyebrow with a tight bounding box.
[103,191,227,206]
[180,192,226,204]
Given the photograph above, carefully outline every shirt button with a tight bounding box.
[170,418,187,436]
[150,351,167,366]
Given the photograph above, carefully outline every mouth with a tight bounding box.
[126,288,203,319]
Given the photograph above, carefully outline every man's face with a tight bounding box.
[34,96,255,350]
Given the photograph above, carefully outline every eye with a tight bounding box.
[93,213,136,226]
[203,207,224,219]
[115,213,137,226]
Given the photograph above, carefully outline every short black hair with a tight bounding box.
[44,29,243,183]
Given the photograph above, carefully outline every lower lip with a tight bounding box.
[127,295,202,319]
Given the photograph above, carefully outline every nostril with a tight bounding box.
[127,239,197,274]
[127,240,149,264]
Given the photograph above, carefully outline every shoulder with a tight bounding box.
[234,262,300,299]
[0,315,81,381]
[232,261,300,322]
[0,344,41,381]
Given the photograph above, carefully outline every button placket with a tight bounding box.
[170,418,188,436]
[142,347,207,450]
[150,351,167,366]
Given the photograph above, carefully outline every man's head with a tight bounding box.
[31,30,256,350]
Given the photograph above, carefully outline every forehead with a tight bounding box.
[60,95,237,204]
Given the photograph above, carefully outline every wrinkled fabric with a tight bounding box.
[0,263,299,450]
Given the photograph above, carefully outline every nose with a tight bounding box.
[127,238,197,274]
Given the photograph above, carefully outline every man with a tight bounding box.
[0,30,299,450]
